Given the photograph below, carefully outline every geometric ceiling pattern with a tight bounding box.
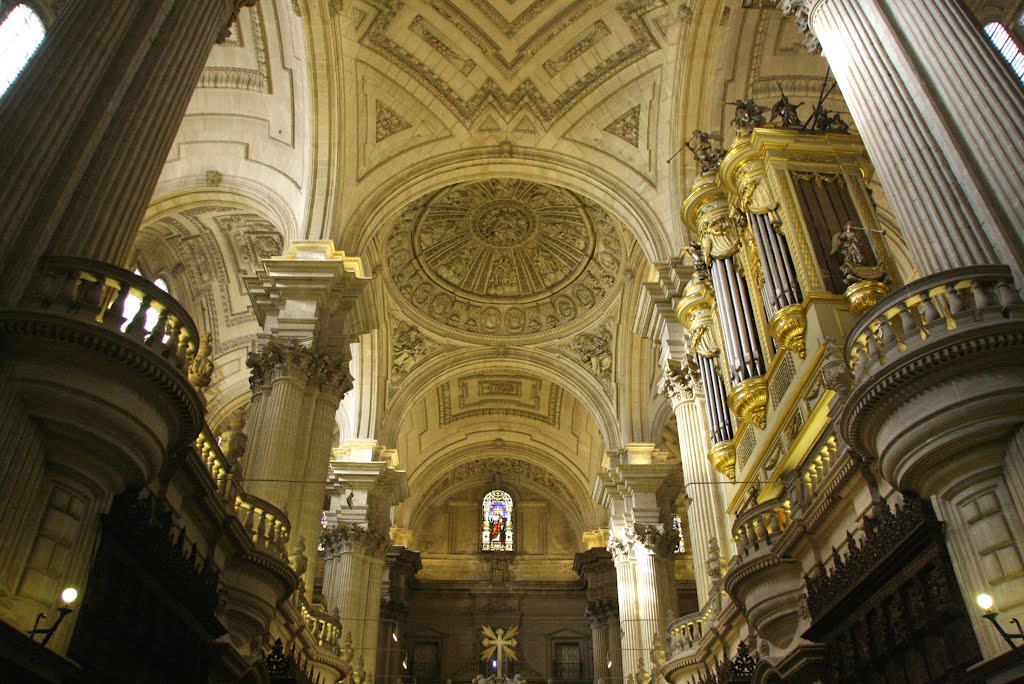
[353,0,670,128]
[383,178,626,343]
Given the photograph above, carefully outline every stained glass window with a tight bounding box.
[481,489,513,552]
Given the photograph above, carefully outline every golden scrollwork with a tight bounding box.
[844,279,891,316]
[728,376,769,430]
[768,304,807,359]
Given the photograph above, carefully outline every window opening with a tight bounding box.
[0,5,45,97]
[985,21,1024,81]
[481,489,513,552]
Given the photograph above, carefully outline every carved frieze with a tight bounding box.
[564,325,614,386]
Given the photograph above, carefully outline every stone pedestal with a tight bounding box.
[781,0,1024,283]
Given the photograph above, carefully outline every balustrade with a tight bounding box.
[847,266,1023,381]
[234,493,291,561]
[32,257,200,374]
[732,497,792,559]
[301,600,344,654]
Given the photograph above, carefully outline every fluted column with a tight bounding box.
[594,452,681,680]
[0,0,253,305]
[781,0,1024,282]
[242,241,371,595]
[321,524,391,677]
[588,607,608,683]
[659,362,732,608]
[575,548,619,684]
[323,445,408,677]
[244,340,351,593]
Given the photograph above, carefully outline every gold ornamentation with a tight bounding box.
[729,376,769,430]
[844,279,890,316]
[768,304,807,358]
[708,440,736,479]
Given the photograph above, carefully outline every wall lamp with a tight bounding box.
[977,594,1024,653]
[28,587,78,646]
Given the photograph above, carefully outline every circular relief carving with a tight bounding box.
[384,179,627,341]
[472,201,536,247]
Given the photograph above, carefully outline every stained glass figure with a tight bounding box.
[482,489,513,552]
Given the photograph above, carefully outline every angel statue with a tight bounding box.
[830,222,886,284]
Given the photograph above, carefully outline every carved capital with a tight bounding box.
[659,356,702,407]
[247,338,353,397]
[777,0,822,53]
[219,0,258,44]
[630,524,679,557]
[320,522,391,558]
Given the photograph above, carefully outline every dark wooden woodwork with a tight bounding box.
[804,496,983,683]
[67,491,223,684]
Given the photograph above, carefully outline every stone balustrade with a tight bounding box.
[667,609,707,655]
[301,600,344,654]
[235,493,291,561]
[842,265,1024,497]
[196,427,242,501]
[33,256,200,375]
[732,497,792,559]
[847,266,1022,382]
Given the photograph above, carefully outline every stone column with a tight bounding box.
[593,450,681,680]
[322,443,408,678]
[321,524,391,678]
[575,548,619,684]
[0,0,253,306]
[242,241,371,595]
[780,0,1024,282]
[658,360,733,609]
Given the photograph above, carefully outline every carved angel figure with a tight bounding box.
[830,222,886,284]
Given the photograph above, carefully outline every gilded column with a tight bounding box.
[0,0,254,305]
[780,0,1024,282]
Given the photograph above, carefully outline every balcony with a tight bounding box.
[841,265,1024,498]
[1,257,205,490]
[723,497,805,649]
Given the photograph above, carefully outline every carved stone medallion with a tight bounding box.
[384,179,626,342]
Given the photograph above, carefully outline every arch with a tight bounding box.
[402,447,593,540]
[379,344,621,452]
[146,180,299,244]
[341,148,673,266]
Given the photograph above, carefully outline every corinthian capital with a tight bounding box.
[630,524,679,557]
[247,338,354,396]
[658,356,702,407]
[778,0,821,53]
[320,522,391,558]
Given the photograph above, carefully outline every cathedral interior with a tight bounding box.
[1,0,1023,682]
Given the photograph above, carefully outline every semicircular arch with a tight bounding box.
[380,344,621,453]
